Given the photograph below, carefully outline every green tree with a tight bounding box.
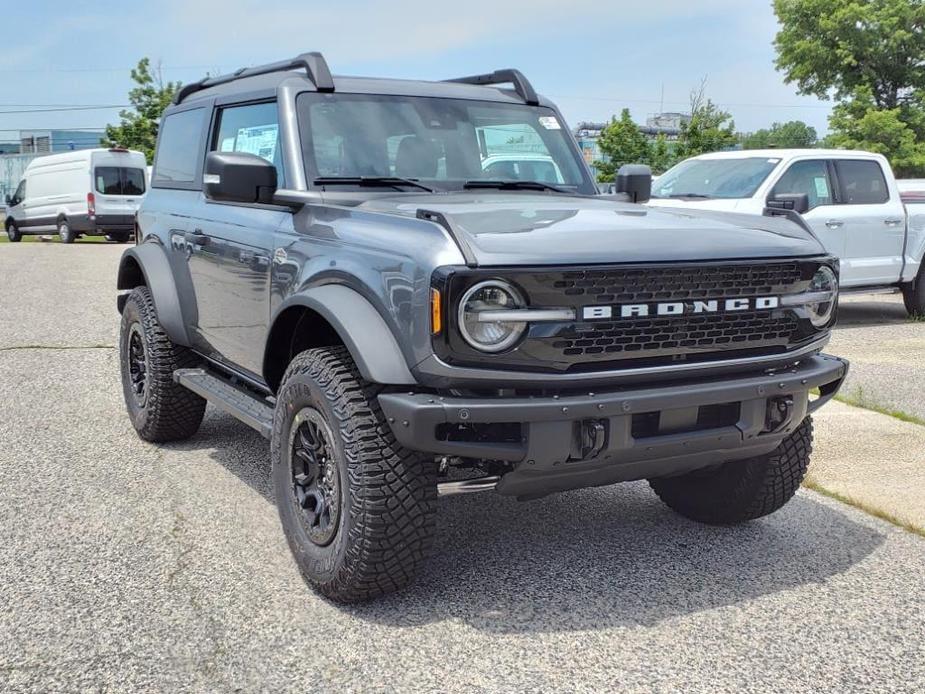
[774,0,925,174]
[105,58,180,163]
[649,133,673,174]
[741,120,818,149]
[674,82,737,159]
[825,89,925,176]
[593,109,652,182]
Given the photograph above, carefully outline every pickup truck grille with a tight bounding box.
[438,260,824,373]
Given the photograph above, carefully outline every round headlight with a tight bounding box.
[458,280,526,352]
[806,265,838,327]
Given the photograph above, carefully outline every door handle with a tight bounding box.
[884,218,903,227]
[824,219,844,229]
[185,230,210,246]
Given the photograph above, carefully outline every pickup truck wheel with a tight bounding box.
[6,221,21,242]
[119,286,206,442]
[649,417,813,525]
[57,219,75,244]
[271,346,437,603]
[902,273,925,317]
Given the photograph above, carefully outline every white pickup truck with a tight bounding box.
[648,149,925,316]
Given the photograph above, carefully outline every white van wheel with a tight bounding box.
[57,220,75,244]
[6,221,21,242]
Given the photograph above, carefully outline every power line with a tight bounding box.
[0,106,128,115]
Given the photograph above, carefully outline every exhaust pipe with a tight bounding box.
[437,475,501,497]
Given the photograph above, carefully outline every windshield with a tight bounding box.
[652,157,781,200]
[296,93,595,194]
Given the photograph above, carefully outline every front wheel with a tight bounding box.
[57,219,75,244]
[271,346,437,603]
[649,417,813,525]
[6,221,21,242]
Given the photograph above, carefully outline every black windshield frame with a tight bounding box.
[295,92,596,195]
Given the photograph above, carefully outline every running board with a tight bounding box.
[174,368,274,438]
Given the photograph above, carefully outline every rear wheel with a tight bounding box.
[5,221,21,242]
[271,346,437,603]
[902,268,925,317]
[119,286,206,442]
[57,219,75,244]
[649,417,813,525]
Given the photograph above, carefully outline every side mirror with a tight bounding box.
[615,164,652,203]
[766,193,809,215]
[204,151,277,205]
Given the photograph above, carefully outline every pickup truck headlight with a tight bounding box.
[458,280,527,352]
[782,265,838,328]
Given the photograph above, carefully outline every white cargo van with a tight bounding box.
[4,148,147,243]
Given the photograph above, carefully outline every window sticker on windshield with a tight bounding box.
[539,116,561,130]
[814,176,830,198]
[232,124,279,162]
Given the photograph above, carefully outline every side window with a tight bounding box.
[834,159,889,205]
[153,108,206,186]
[771,160,833,211]
[12,179,25,205]
[211,102,284,185]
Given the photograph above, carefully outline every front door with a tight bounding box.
[186,101,286,377]
[769,159,847,268]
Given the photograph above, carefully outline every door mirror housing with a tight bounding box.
[4,194,11,206]
[615,164,652,203]
[766,192,809,215]
[204,151,277,204]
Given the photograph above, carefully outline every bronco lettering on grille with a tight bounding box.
[582,296,780,320]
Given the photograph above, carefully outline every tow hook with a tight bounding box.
[765,396,794,434]
[578,419,607,460]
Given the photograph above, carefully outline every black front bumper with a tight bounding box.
[379,354,848,498]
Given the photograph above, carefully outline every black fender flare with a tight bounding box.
[268,285,416,385]
[116,244,191,347]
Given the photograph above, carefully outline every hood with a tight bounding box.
[359,193,823,267]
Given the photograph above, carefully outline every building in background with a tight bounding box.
[573,112,690,177]
[0,129,105,206]
[18,129,104,154]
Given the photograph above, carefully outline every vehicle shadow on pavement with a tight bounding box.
[836,298,910,328]
[177,411,885,634]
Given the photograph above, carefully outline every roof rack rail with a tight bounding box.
[445,69,539,106]
[173,51,334,104]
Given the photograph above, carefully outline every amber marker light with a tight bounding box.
[431,288,443,335]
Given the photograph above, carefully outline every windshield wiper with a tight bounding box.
[313,176,435,192]
[662,193,714,199]
[463,179,569,193]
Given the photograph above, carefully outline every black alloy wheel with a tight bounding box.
[289,407,341,546]
[127,322,148,407]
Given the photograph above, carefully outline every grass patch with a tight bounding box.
[0,234,109,244]
[804,479,925,538]
[835,385,925,427]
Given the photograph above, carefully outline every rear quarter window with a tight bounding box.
[152,108,207,186]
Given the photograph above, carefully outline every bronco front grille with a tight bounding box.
[436,260,825,373]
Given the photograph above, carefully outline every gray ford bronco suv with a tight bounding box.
[116,52,848,602]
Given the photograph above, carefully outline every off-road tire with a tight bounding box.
[119,286,206,442]
[902,269,925,317]
[649,417,813,525]
[271,346,437,603]
[57,218,75,244]
[5,221,21,242]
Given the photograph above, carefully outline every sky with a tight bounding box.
[0,0,833,147]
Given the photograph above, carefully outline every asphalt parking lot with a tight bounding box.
[1,243,923,692]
